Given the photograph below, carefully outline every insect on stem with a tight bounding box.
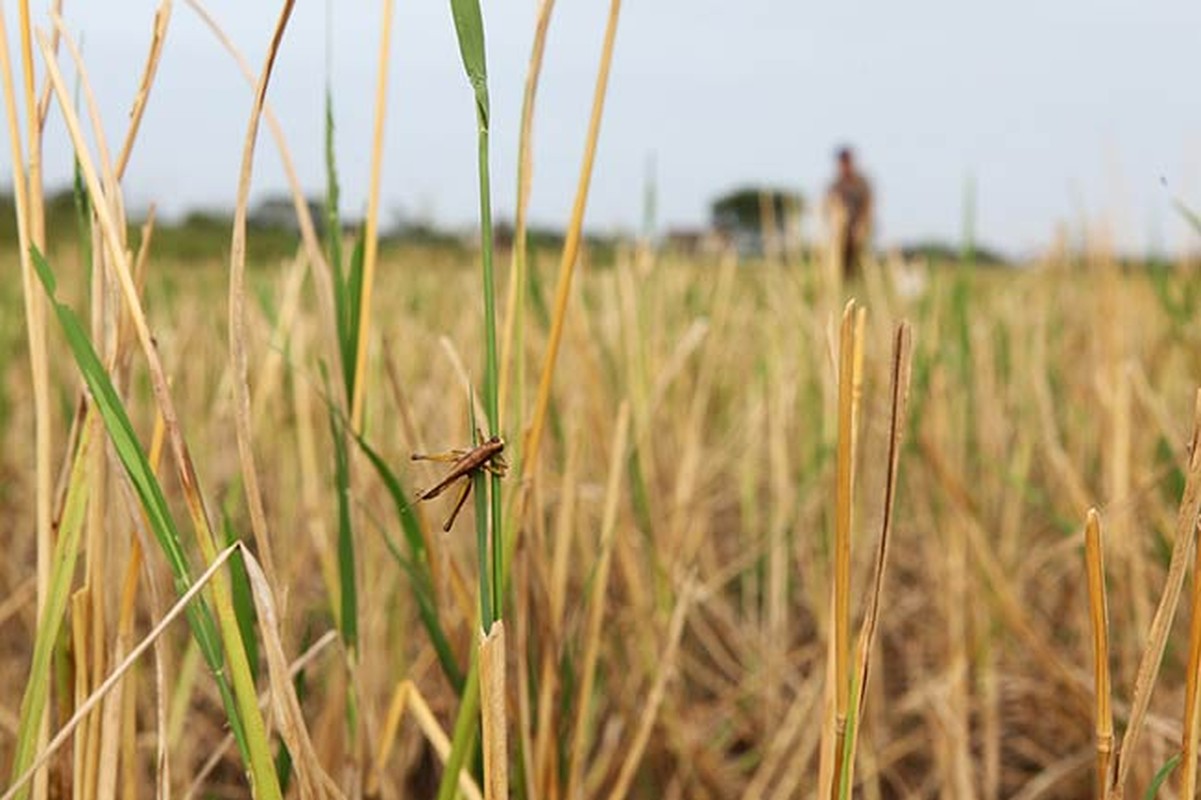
[412,434,507,531]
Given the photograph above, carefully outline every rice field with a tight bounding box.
[4,2,1201,799]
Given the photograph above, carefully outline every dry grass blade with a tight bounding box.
[237,547,340,799]
[1084,509,1114,798]
[1,545,241,800]
[1011,748,1096,800]
[114,0,171,179]
[251,254,308,428]
[529,434,580,795]
[94,527,146,800]
[479,621,508,800]
[1180,499,1201,798]
[522,0,622,477]
[605,579,695,800]
[183,0,337,363]
[47,39,120,666]
[0,22,53,796]
[566,401,631,800]
[498,0,556,427]
[919,432,1094,713]
[826,298,863,797]
[49,13,120,206]
[438,335,490,425]
[133,413,172,797]
[36,27,288,797]
[835,301,861,710]
[181,630,339,798]
[844,321,912,791]
[35,22,206,592]
[349,0,395,431]
[610,578,696,797]
[93,412,168,800]
[368,680,484,800]
[1112,390,1201,795]
[0,579,36,628]
[31,0,62,128]
[742,672,825,798]
[227,0,295,601]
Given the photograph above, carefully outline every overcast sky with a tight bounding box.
[8,0,1201,256]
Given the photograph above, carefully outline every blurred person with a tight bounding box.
[824,146,874,278]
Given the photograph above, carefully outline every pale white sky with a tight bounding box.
[8,0,1201,256]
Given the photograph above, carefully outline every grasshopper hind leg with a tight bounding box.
[442,478,473,532]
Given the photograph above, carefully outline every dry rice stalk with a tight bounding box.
[531,432,581,796]
[844,322,912,791]
[113,0,171,179]
[226,0,295,601]
[183,0,338,374]
[825,299,865,798]
[498,0,557,426]
[182,631,339,799]
[522,0,622,478]
[479,621,508,800]
[367,680,484,800]
[238,546,339,799]
[2,546,242,800]
[605,579,695,800]
[1179,497,1201,798]
[0,16,55,796]
[1111,390,1201,796]
[1083,509,1114,798]
[565,402,631,800]
[348,0,395,431]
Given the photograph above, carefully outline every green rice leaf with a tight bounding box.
[324,87,343,283]
[1145,753,1180,799]
[224,514,260,677]
[326,400,358,654]
[448,0,490,126]
[29,245,249,764]
[7,413,94,797]
[436,652,481,800]
[352,431,464,692]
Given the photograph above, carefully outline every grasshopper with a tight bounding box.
[411,433,507,532]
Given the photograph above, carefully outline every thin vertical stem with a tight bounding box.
[1084,509,1113,798]
[350,0,395,432]
[522,0,621,478]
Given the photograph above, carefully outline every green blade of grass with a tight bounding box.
[326,397,358,655]
[353,442,461,691]
[437,652,482,800]
[317,382,466,693]
[340,237,365,404]
[323,85,367,410]
[28,245,259,780]
[449,0,503,629]
[274,626,311,796]
[1145,753,1180,799]
[468,400,494,628]
[224,514,260,678]
[71,157,91,273]
[352,428,464,692]
[324,87,343,298]
[7,412,94,799]
[448,0,489,126]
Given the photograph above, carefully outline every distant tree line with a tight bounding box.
[0,187,619,265]
[2,184,1020,266]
